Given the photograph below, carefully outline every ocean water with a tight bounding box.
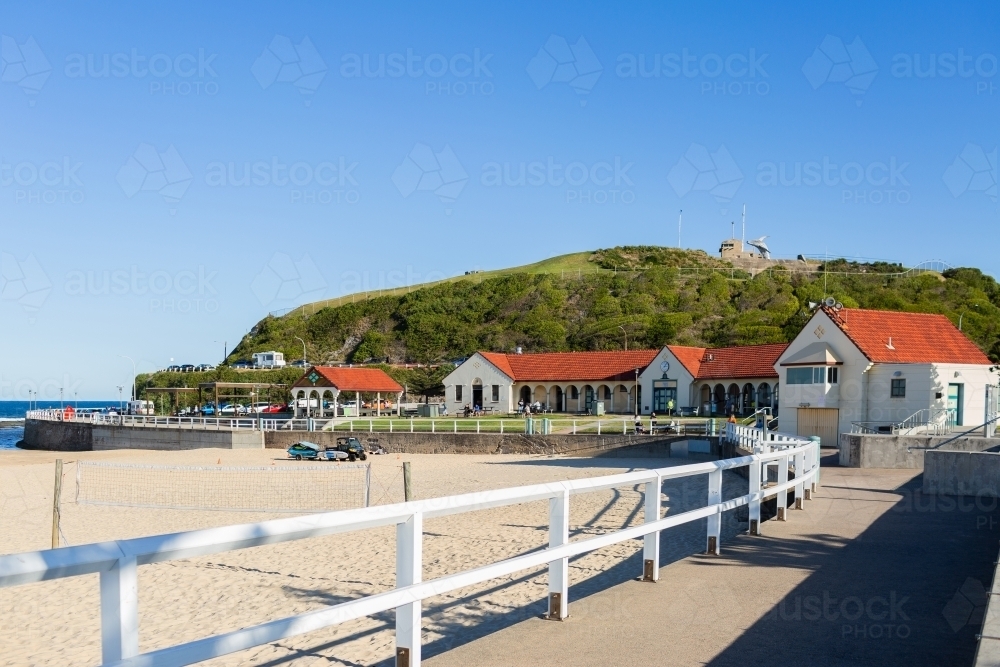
[0,401,115,450]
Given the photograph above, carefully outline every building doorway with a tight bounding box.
[652,378,677,414]
[472,382,483,410]
[948,383,964,426]
[797,407,839,447]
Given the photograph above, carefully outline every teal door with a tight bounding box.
[948,383,964,426]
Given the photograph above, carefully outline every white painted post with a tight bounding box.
[390,420,393,433]
[499,420,504,434]
[100,555,139,663]
[794,448,805,509]
[431,420,435,434]
[369,419,373,433]
[776,454,789,521]
[547,489,569,620]
[410,419,413,433]
[597,420,601,435]
[453,420,457,433]
[572,420,577,435]
[395,512,423,666]
[623,419,627,434]
[706,469,722,555]
[811,443,820,492]
[642,474,662,581]
[476,420,480,434]
[749,458,761,535]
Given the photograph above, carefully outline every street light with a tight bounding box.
[634,368,640,418]
[295,336,308,366]
[959,304,979,331]
[214,340,227,364]
[60,387,64,410]
[119,355,136,402]
[618,325,628,352]
[117,386,124,412]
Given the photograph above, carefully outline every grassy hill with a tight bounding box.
[137,246,1000,402]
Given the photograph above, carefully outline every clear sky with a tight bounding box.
[0,1,996,399]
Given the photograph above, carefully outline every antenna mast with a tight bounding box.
[678,210,682,248]
[741,203,746,244]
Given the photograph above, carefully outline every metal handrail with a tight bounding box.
[0,435,820,667]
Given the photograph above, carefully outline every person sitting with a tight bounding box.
[650,412,658,431]
[634,416,645,434]
[463,404,472,418]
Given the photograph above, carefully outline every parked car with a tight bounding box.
[166,365,181,372]
[195,364,215,371]
[218,404,248,416]
[289,359,309,368]
[180,364,196,372]
[261,404,289,414]
[287,441,322,460]
[323,448,349,461]
[249,402,271,413]
[200,403,216,416]
[333,436,367,461]
[231,360,253,370]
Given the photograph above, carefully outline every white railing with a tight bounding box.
[725,422,808,453]
[0,439,819,667]
[26,410,718,437]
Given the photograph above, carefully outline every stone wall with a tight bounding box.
[839,432,1000,468]
[93,426,264,451]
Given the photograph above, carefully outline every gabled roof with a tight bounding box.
[479,350,659,382]
[822,308,991,365]
[293,366,403,393]
[780,342,843,366]
[669,343,787,380]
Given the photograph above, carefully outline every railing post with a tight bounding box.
[776,453,789,521]
[547,488,570,620]
[453,420,457,433]
[748,457,761,535]
[794,448,806,509]
[706,468,722,555]
[100,555,139,663]
[642,473,662,581]
[396,512,423,666]
[499,420,503,434]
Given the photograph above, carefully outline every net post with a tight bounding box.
[51,459,63,549]
[364,464,372,507]
[403,462,413,502]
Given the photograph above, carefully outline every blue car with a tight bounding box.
[287,441,322,460]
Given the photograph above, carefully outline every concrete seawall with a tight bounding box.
[839,433,1000,468]
[923,449,1000,496]
[21,419,717,456]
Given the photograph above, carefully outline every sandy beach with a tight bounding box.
[0,448,746,666]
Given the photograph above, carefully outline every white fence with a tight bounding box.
[27,409,720,437]
[0,427,819,667]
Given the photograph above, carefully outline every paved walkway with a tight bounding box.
[426,453,1000,667]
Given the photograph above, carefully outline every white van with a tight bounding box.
[252,351,286,368]
[127,400,155,415]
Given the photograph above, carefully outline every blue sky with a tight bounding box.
[0,1,996,398]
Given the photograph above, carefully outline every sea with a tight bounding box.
[0,401,116,450]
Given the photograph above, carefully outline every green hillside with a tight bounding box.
[232,247,1000,364]
[136,246,1000,402]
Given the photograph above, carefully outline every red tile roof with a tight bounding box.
[295,366,403,393]
[670,343,787,379]
[823,308,991,365]
[479,350,659,382]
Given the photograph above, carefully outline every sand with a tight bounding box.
[0,448,747,666]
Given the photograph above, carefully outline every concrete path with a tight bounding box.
[426,453,1000,667]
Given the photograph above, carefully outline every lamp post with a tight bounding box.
[117,386,124,412]
[119,355,136,402]
[618,325,628,352]
[215,340,227,364]
[295,337,307,366]
[959,304,979,331]
[60,387,63,410]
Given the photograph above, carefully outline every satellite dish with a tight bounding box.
[835,302,844,311]
[747,236,771,259]
[824,297,837,308]
[808,301,818,310]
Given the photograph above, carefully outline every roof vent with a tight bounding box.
[706,353,714,361]
[515,346,523,355]
[886,337,895,350]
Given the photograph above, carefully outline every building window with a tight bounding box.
[891,379,906,397]
[570,386,579,399]
[455,385,463,402]
[603,386,611,400]
[787,368,813,384]
[827,367,839,384]
[491,385,499,402]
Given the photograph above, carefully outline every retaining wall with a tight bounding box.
[21,419,717,456]
[923,449,1000,496]
[839,433,1000,469]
